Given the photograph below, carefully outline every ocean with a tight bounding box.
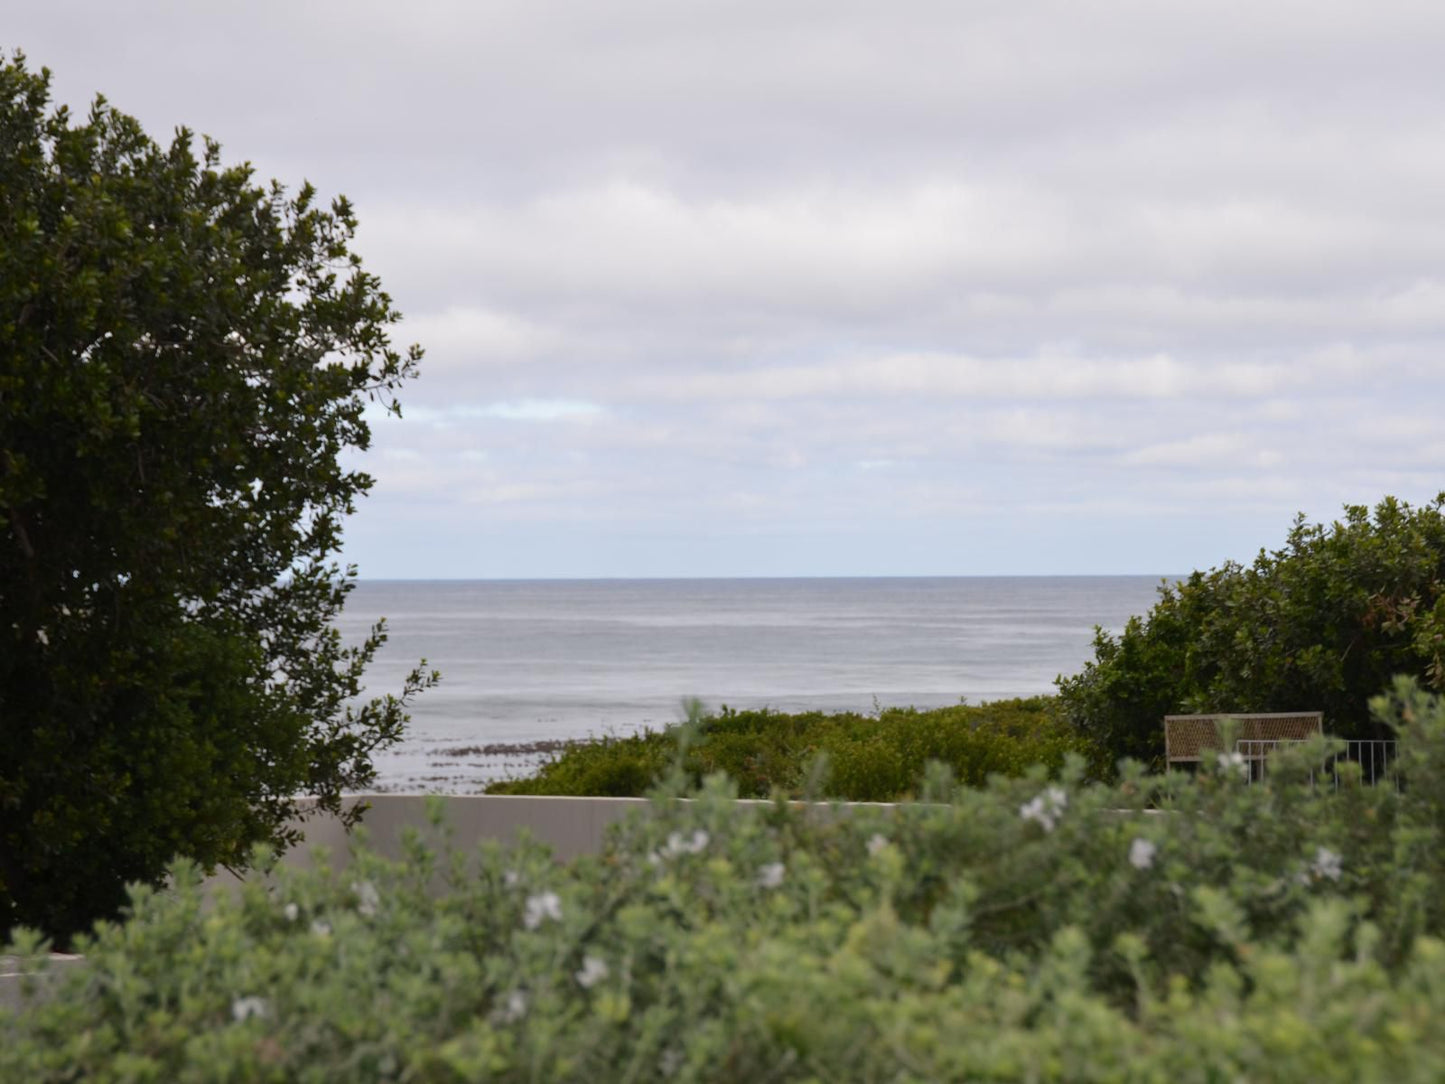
[337,576,1172,792]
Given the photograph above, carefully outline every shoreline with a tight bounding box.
[367,738,594,793]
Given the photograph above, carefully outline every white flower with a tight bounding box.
[866,833,889,857]
[755,862,785,889]
[653,829,709,863]
[503,869,520,887]
[523,891,563,929]
[1217,751,1249,778]
[283,902,299,923]
[352,880,380,918]
[1020,787,1068,832]
[662,829,709,858]
[1311,846,1343,882]
[1129,837,1157,870]
[35,628,49,646]
[499,990,527,1023]
[231,995,269,1022]
[575,955,609,989]
[310,919,332,938]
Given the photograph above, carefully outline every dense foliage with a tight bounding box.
[0,54,433,944]
[1058,495,1445,771]
[6,679,1445,1081]
[487,696,1084,799]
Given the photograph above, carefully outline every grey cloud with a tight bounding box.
[12,1,1445,575]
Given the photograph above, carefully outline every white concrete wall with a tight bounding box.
[284,793,657,867]
[214,792,901,877]
[0,954,84,1012]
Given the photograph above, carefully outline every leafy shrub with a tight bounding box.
[489,696,1086,799]
[0,53,433,946]
[1058,494,1445,772]
[9,679,1445,1080]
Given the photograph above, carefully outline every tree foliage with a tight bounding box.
[1058,495,1445,771]
[0,53,434,943]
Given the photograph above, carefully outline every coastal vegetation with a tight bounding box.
[488,696,1082,800]
[1058,494,1445,771]
[497,495,1445,798]
[7,678,1445,1080]
[0,53,433,946]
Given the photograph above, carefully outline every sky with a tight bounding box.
[11,2,1445,578]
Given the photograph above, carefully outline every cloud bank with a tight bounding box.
[12,1,1445,575]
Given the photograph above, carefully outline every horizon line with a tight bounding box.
[349,572,1183,583]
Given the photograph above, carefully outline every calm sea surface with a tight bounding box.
[337,577,1172,792]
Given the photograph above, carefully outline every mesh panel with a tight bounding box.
[1164,713,1323,763]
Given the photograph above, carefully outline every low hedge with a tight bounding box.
[488,695,1087,799]
[6,678,1445,1080]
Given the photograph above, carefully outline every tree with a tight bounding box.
[1057,495,1445,773]
[0,53,436,943]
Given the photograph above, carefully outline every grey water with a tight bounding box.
[337,576,1172,792]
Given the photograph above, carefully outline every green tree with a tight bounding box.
[1058,495,1445,772]
[0,53,435,943]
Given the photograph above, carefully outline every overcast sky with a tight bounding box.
[12,2,1445,578]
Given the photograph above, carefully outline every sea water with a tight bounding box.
[336,576,1172,792]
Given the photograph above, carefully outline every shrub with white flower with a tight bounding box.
[670,830,709,857]
[1311,846,1343,882]
[755,862,785,889]
[1128,837,1157,870]
[649,829,709,865]
[12,681,1445,1082]
[523,891,563,930]
[230,996,269,1023]
[1019,786,1068,832]
[575,955,609,989]
[1216,750,1249,779]
[352,880,380,918]
[497,990,527,1024]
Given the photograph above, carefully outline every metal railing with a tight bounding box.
[1234,738,1399,788]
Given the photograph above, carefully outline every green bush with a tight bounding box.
[8,679,1445,1080]
[0,53,433,946]
[1058,494,1445,772]
[489,696,1085,799]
